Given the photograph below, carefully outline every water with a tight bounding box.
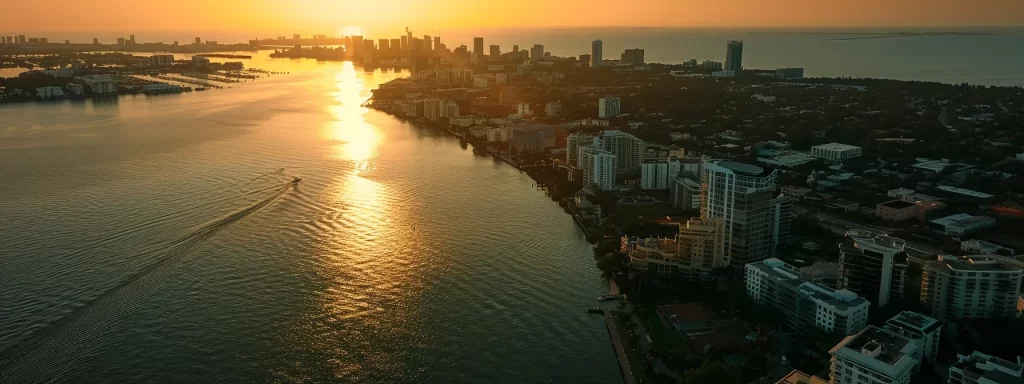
[0,53,620,383]
[28,27,1024,86]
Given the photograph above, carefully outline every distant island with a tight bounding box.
[750,31,995,40]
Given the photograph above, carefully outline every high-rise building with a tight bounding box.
[473,37,484,60]
[423,35,432,51]
[621,48,645,65]
[129,34,135,45]
[489,44,500,58]
[678,217,725,280]
[378,39,389,51]
[117,37,125,46]
[400,36,408,51]
[530,44,544,62]
[776,67,805,80]
[433,36,440,50]
[590,130,644,171]
[579,54,592,68]
[920,255,1023,321]
[701,160,785,265]
[591,39,603,68]
[949,351,1024,384]
[194,37,201,45]
[829,326,920,384]
[640,158,681,190]
[580,146,617,191]
[883,311,942,364]
[390,39,401,52]
[745,258,870,335]
[837,230,909,308]
[725,40,744,74]
[293,34,300,40]
[92,38,99,44]
[422,98,443,122]
[352,35,364,57]
[512,44,518,54]
[18,35,27,44]
[598,95,620,118]
[671,177,702,210]
[566,132,593,167]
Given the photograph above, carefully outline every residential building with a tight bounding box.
[78,74,116,94]
[530,44,544,61]
[781,186,812,202]
[545,101,561,117]
[811,143,862,162]
[640,158,681,190]
[486,126,514,142]
[150,54,175,65]
[566,132,593,167]
[65,83,84,96]
[701,60,723,71]
[621,48,645,65]
[883,311,942,363]
[712,70,736,78]
[191,56,211,68]
[671,177,701,209]
[598,95,621,118]
[725,40,743,74]
[422,98,443,121]
[473,37,484,60]
[489,44,499,58]
[776,67,805,79]
[510,123,556,153]
[579,54,591,68]
[35,86,65,99]
[701,160,786,265]
[746,258,870,335]
[949,351,1024,384]
[625,236,683,276]
[678,217,726,280]
[591,39,602,68]
[876,200,918,222]
[829,326,920,384]
[776,370,828,384]
[920,255,1024,321]
[962,240,1015,256]
[580,146,617,191]
[590,130,644,171]
[443,101,460,119]
[930,214,996,237]
[838,230,909,307]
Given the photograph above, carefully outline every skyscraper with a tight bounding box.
[838,230,909,307]
[530,44,544,62]
[725,40,743,74]
[591,39,603,68]
[129,35,135,45]
[701,160,785,265]
[424,35,432,51]
[400,36,408,52]
[194,37,201,45]
[580,146,617,191]
[473,37,484,60]
[489,45,500,58]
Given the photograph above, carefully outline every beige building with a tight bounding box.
[678,217,725,280]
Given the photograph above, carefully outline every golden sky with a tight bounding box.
[3,0,1023,35]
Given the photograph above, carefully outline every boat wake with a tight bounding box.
[0,181,294,383]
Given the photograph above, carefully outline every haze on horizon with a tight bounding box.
[3,0,1024,37]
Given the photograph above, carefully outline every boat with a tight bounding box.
[292,176,303,184]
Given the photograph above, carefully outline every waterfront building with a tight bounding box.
[486,126,514,142]
[829,326,920,384]
[712,70,736,78]
[883,311,942,363]
[621,48,645,65]
[920,255,1024,321]
[701,160,786,265]
[746,258,869,335]
[117,37,125,46]
[677,217,725,280]
[530,44,544,62]
[191,56,211,69]
[35,86,65,99]
[566,132,594,167]
[591,39,603,68]
[78,74,116,94]
[776,370,828,384]
[422,98,443,122]
[949,351,1024,384]
[671,177,701,210]
[702,60,723,71]
[930,214,996,237]
[545,101,561,117]
[443,101,460,119]
[510,123,556,153]
[777,67,805,79]
[811,143,862,161]
[590,130,644,171]
[640,158,681,190]
[598,95,621,118]
[625,237,683,276]
[725,40,743,74]
[580,146,617,191]
[473,37,484,60]
[838,230,909,308]
[65,83,84,96]
[150,54,174,65]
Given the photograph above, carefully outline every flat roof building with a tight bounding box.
[811,143,862,162]
[829,326,920,384]
[838,230,909,308]
[747,258,869,335]
[921,255,1024,321]
[884,311,942,363]
[876,200,918,222]
[930,213,996,237]
[702,160,788,265]
[949,351,1024,384]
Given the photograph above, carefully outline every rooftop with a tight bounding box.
[880,200,916,209]
[911,159,973,173]
[931,213,995,228]
[813,142,861,151]
[776,370,828,384]
[929,255,1024,273]
[938,185,994,199]
[845,230,907,252]
[952,351,1024,384]
[706,159,775,177]
[885,311,942,334]
[831,326,918,375]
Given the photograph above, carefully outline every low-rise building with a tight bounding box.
[746,258,870,335]
[191,55,211,68]
[883,311,942,363]
[829,326,920,384]
[78,74,117,94]
[949,351,1024,384]
[776,67,805,80]
[625,236,683,276]
[930,214,996,237]
[35,86,65,98]
[811,143,862,162]
[781,186,812,202]
[65,83,84,96]
[921,255,1024,321]
[876,200,918,222]
[962,240,1015,256]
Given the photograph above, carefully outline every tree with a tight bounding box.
[678,360,742,384]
